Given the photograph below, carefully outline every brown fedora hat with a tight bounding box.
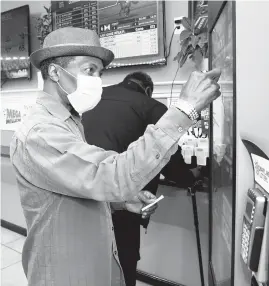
[30,27,114,69]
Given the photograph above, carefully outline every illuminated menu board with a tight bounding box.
[51,1,165,68]
[52,1,99,31]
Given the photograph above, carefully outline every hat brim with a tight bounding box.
[30,44,114,69]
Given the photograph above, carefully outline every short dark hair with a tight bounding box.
[40,56,75,80]
[123,71,154,93]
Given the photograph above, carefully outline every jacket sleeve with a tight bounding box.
[146,101,195,188]
[21,107,192,202]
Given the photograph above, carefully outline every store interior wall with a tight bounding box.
[0,0,194,92]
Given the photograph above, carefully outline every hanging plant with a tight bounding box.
[33,6,52,47]
[174,7,208,68]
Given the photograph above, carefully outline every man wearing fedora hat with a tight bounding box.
[10,27,221,286]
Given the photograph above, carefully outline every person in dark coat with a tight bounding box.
[82,72,200,286]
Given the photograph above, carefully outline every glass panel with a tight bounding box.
[211,1,234,285]
[137,184,209,286]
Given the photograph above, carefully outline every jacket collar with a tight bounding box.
[120,80,145,94]
[36,91,77,122]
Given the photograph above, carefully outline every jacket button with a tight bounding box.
[112,227,114,231]
[156,153,160,159]
[114,251,117,255]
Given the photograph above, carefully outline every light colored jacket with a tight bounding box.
[10,91,191,286]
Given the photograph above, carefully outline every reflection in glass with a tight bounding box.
[211,2,234,285]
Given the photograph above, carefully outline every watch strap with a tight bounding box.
[174,99,200,122]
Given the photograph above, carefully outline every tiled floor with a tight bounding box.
[1,227,149,286]
[1,227,27,286]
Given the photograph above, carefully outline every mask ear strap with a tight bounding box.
[55,64,77,95]
[56,64,77,79]
[57,81,69,95]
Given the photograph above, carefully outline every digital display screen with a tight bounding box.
[99,1,158,59]
[51,1,166,68]
[1,5,30,79]
[52,1,99,31]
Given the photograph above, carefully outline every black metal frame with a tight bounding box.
[1,146,10,157]
[188,1,195,21]
[208,1,237,286]
[137,270,185,286]
[189,184,205,286]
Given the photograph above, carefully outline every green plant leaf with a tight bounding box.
[199,32,208,43]
[201,43,208,57]
[196,32,208,49]
[191,35,199,48]
[181,37,189,46]
[182,46,194,66]
[180,46,192,67]
[180,30,192,42]
[44,6,49,13]
[180,38,190,55]
[198,42,205,49]
[181,17,192,31]
[173,51,182,62]
[194,27,201,35]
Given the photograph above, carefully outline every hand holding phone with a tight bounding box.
[125,191,160,219]
[141,195,164,212]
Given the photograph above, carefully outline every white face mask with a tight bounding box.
[57,66,103,114]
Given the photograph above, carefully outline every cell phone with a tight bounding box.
[141,195,164,212]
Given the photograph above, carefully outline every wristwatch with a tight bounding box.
[174,99,200,122]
